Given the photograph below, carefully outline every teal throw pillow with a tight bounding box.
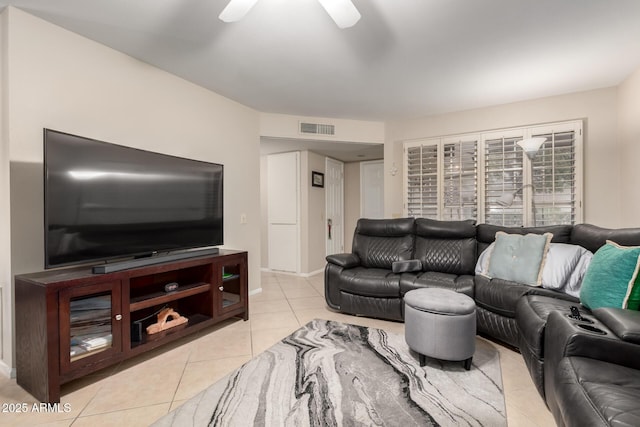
[580,241,640,310]
[487,232,553,286]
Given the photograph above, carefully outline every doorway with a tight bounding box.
[360,160,384,219]
[325,158,344,256]
[267,152,300,273]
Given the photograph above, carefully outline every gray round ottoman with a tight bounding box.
[404,288,476,370]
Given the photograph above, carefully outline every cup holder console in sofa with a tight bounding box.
[576,323,607,334]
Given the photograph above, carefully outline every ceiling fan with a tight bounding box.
[219,0,361,29]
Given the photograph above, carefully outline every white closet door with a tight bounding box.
[361,160,384,219]
[267,152,300,272]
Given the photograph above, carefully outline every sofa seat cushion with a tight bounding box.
[339,267,400,298]
[399,272,474,298]
[553,356,640,427]
[474,275,536,318]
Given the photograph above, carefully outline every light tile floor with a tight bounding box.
[0,271,555,426]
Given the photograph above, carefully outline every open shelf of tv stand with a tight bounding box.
[130,313,211,352]
[129,282,211,312]
[14,249,248,404]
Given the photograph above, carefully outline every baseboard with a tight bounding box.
[260,268,324,278]
[300,269,323,278]
[249,287,262,296]
[0,359,15,379]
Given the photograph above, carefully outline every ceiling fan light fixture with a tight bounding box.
[317,0,361,29]
[219,0,259,23]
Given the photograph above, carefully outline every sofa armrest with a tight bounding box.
[392,259,422,273]
[545,310,640,371]
[326,253,360,269]
[525,286,580,303]
[593,307,640,344]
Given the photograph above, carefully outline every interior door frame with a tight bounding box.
[325,157,344,256]
[360,160,385,219]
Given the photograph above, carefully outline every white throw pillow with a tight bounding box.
[476,242,593,297]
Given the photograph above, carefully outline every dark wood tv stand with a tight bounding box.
[14,250,248,403]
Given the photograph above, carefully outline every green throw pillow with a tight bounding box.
[487,232,553,286]
[580,241,640,310]
[626,274,640,310]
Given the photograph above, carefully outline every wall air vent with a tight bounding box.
[299,122,336,136]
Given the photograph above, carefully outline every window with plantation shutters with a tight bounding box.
[484,135,525,226]
[530,129,578,226]
[404,137,478,220]
[442,139,478,220]
[405,143,438,219]
[403,120,582,226]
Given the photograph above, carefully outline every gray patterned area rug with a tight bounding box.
[154,319,505,426]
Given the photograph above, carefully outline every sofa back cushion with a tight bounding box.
[571,223,640,254]
[414,218,477,275]
[476,224,572,255]
[352,218,415,269]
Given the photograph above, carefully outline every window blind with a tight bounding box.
[484,136,524,226]
[442,139,478,220]
[531,130,577,226]
[406,144,438,219]
[402,120,582,226]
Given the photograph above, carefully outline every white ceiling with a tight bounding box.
[2,0,640,123]
[8,0,640,162]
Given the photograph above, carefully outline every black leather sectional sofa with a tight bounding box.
[324,217,640,427]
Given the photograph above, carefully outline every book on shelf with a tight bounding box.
[70,334,113,358]
[70,333,112,349]
[70,295,111,311]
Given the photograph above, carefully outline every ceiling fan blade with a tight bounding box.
[317,0,361,29]
[219,0,259,23]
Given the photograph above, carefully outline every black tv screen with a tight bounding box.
[44,129,223,268]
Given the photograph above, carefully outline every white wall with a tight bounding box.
[618,67,640,227]
[260,155,269,271]
[2,8,261,371]
[0,9,10,376]
[343,162,360,253]
[385,87,621,226]
[303,151,327,274]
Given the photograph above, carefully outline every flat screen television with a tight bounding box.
[44,129,224,269]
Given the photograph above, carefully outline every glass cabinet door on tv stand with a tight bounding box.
[59,281,123,374]
[216,255,248,320]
